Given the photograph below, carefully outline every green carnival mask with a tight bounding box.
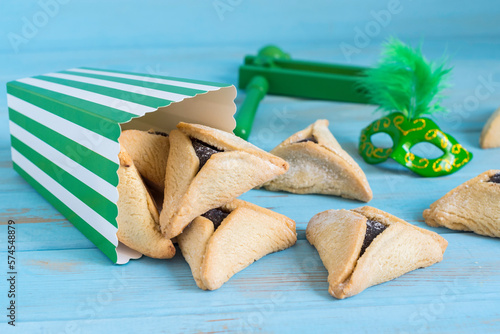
[356,38,473,177]
[359,112,472,177]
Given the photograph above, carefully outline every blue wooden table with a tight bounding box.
[1,1,500,333]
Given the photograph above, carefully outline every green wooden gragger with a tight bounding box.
[234,45,371,139]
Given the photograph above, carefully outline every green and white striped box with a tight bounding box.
[7,67,237,263]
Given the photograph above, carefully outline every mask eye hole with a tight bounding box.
[370,132,393,149]
[410,142,444,159]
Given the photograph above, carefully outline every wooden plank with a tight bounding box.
[1,1,499,55]
[0,234,499,333]
[0,222,94,252]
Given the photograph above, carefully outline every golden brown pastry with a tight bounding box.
[480,108,500,149]
[119,129,170,192]
[307,206,447,299]
[424,170,500,237]
[116,148,175,259]
[262,120,372,202]
[177,199,296,290]
[159,122,289,239]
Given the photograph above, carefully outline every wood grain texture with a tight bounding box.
[1,2,500,332]
[1,235,500,333]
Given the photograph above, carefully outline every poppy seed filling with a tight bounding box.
[202,208,230,230]
[148,130,168,137]
[191,139,222,170]
[360,219,387,256]
[489,173,500,184]
[295,137,318,144]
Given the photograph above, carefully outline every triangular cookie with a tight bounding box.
[119,129,170,192]
[480,108,500,149]
[424,170,500,237]
[307,206,447,299]
[262,120,372,202]
[160,122,289,238]
[116,148,175,259]
[177,199,296,290]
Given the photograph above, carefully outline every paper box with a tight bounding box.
[7,67,237,263]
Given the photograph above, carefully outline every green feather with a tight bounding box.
[358,38,451,120]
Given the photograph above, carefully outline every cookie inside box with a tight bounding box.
[116,84,237,263]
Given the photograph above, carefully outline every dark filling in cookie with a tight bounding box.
[295,137,318,144]
[148,130,168,137]
[202,208,229,230]
[191,139,223,170]
[489,173,500,184]
[360,219,387,256]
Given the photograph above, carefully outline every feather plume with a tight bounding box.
[358,38,451,120]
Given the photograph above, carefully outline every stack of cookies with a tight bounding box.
[116,123,297,290]
[116,120,381,291]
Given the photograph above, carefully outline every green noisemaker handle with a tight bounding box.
[233,75,269,140]
[234,45,372,139]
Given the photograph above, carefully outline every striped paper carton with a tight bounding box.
[7,67,237,263]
